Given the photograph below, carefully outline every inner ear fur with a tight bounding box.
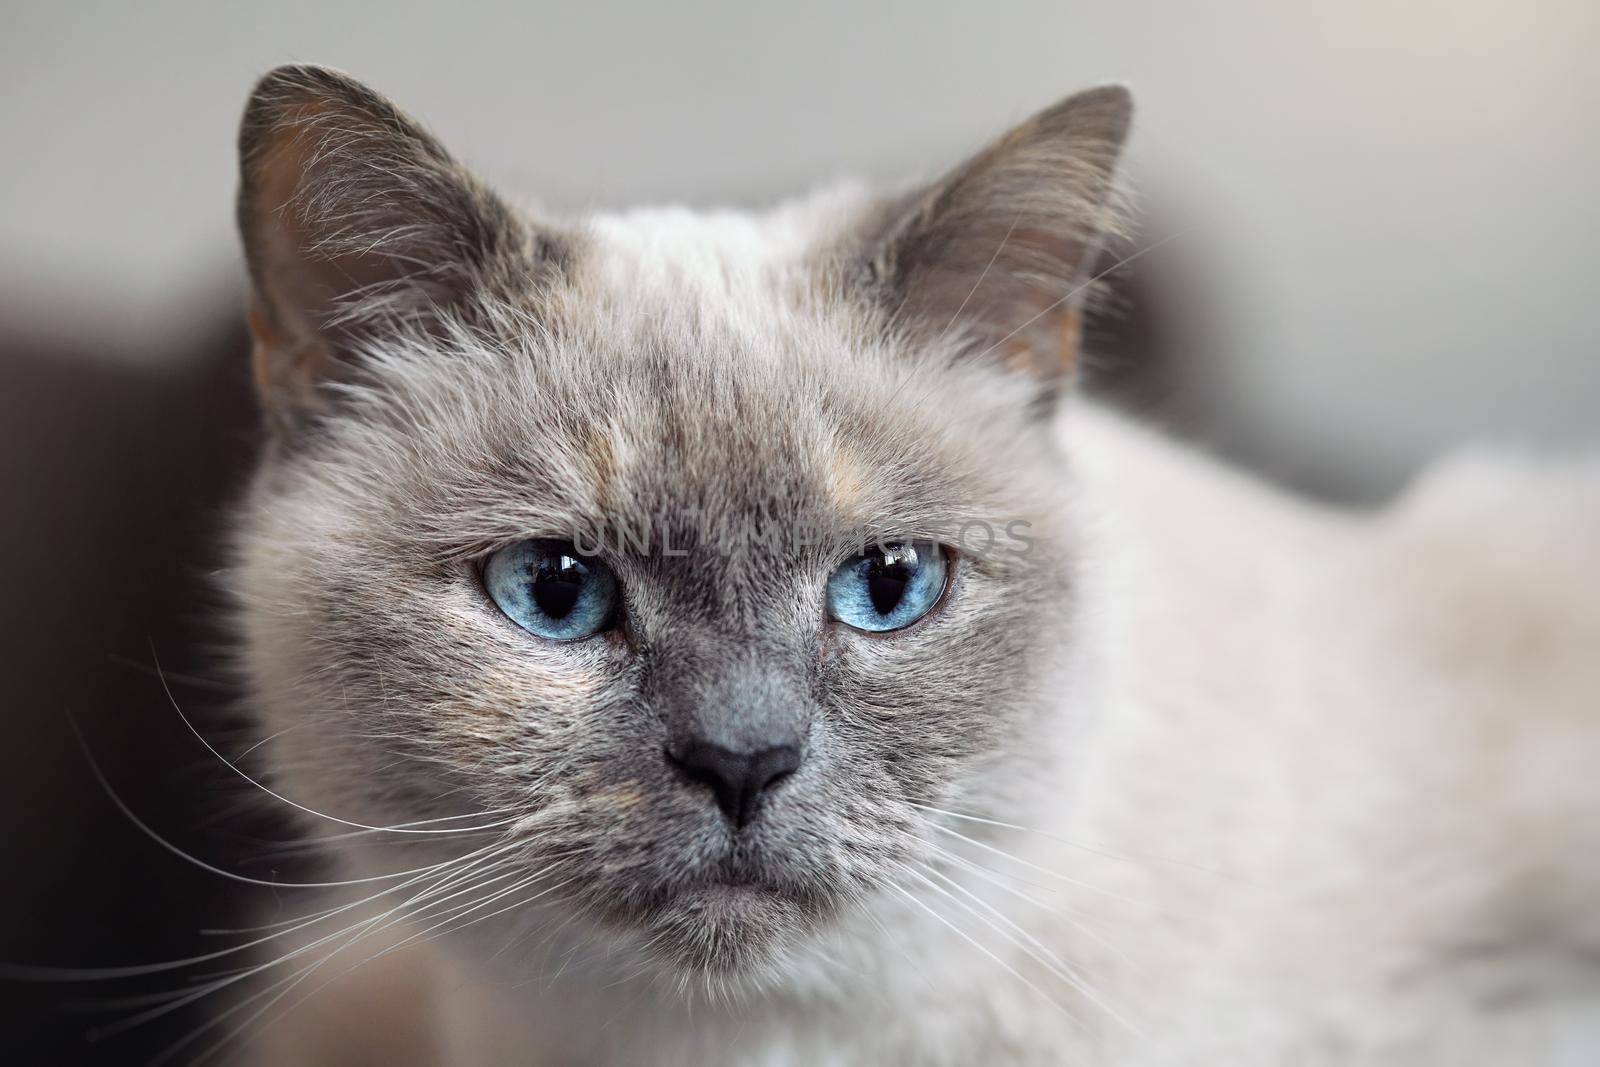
[236,64,540,421]
[860,86,1133,391]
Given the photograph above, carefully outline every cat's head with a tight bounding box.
[231,65,1129,984]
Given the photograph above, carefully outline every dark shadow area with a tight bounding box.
[1080,233,1181,418]
[0,316,305,1063]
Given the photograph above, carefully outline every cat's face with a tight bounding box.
[233,66,1128,981]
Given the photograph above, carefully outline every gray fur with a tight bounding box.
[233,64,1120,1003]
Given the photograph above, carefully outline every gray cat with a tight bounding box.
[229,66,1600,1065]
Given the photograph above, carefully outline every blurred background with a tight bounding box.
[2,1,1595,1061]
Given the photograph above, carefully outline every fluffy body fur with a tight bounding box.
[229,67,1600,1064]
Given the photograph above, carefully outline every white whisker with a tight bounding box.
[885,878,1082,1029]
[150,643,523,836]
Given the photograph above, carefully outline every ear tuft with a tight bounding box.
[237,65,536,424]
[862,85,1134,401]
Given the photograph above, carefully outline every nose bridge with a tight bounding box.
[658,633,809,754]
[689,656,808,753]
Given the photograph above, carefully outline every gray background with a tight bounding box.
[0,4,1595,1060]
[4,0,1596,498]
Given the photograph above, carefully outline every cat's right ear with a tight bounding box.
[237,65,550,429]
[849,87,1133,409]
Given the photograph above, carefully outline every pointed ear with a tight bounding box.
[860,86,1132,397]
[237,65,543,425]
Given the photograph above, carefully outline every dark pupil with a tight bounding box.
[531,552,586,620]
[865,545,917,616]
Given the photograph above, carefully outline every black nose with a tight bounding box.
[667,738,803,828]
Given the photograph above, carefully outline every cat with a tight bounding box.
[226,65,1600,1065]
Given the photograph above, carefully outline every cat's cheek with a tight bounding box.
[389,589,629,736]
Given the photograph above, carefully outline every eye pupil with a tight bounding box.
[865,554,912,615]
[531,555,585,620]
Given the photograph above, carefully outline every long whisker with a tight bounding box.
[921,840,1149,984]
[879,226,1195,444]
[116,845,529,1056]
[150,643,523,835]
[43,711,505,896]
[6,838,518,984]
[970,227,1193,366]
[926,821,1168,912]
[188,868,578,1065]
[885,878,1082,1028]
[909,800,1247,883]
[911,863,1141,1036]
[939,212,1023,339]
[86,870,496,1044]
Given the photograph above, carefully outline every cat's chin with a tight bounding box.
[629,879,829,979]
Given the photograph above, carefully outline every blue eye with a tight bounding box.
[483,539,618,642]
[826,541,948,633]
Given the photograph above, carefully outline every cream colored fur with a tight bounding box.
[255,400,1600,1066]
[230,67,1599,1065]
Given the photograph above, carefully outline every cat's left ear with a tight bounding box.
[856,86,1132,401]
[237,65,549,426]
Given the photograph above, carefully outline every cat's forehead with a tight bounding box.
[324,195,1044,554]
[580,184,871,309]
[536,205,1014,525]
[520,196,891,495]
[523,312,967,542]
